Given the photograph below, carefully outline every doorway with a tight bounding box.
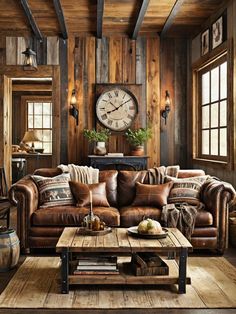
[0,65,61,186]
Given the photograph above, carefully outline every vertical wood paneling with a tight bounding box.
[32,37,47,65]
[17,37,27,65]
[122,38,136,84]
[6,37,17,65]
[146,37,160,168]
[47,37,59,65]
[0,37,6,65]
[96,37,108,84]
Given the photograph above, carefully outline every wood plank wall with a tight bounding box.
[189,0,236,187]
[68,36,160,168]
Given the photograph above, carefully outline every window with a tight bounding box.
[197,54,227,161]
[27,100,52,154]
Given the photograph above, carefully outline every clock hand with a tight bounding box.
[106,99,131,114]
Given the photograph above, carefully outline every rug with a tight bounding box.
[0,256,236,310]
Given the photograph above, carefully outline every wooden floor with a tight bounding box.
[0,206,236,314]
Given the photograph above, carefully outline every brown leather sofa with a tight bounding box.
[9,167,234,254]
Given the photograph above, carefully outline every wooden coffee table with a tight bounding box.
[56,227,192,294]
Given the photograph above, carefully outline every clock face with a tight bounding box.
[96,88,138,131]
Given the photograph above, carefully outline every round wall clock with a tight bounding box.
[96,88,138,131]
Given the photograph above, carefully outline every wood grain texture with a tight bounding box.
[6,37,17,65]
[146,37,160,168]
[1,256,236,309]
[47,37,59,65]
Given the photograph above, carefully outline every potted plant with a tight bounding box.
[125,127,152,156]
[83,128,111,155]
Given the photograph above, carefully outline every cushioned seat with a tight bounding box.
[120,206,162,227]
[195,209,213,226]
[31,205,120,227]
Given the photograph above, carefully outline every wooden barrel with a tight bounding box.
[0,229,20,272]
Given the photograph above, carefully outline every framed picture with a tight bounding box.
[212,16,223,49]
[201,29,209,56]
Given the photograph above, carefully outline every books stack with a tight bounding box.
[74,256,119,275]
[106,153,124,157]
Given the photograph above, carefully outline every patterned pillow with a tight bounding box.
[132,181,173,207]
[165,175,209,205]
[31,173,74,209]
[69,181,110,207]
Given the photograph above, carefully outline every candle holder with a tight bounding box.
[82,191,99,229]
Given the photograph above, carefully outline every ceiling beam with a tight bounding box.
[20,0,43,41]
[161,0,185,37]
[97,0,104,38]
[131,0,150,40]
[53,0,68,40]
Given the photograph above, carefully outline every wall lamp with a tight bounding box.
[70,89,79,125]
[161,90,171,125]
[22,47,37,71]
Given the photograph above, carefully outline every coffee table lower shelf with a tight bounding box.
[68,259,191,287]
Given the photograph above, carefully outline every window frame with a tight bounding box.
[197,53,228,162]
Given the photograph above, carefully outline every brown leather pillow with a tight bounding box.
[132,181,173,207]
[69,181,110,207]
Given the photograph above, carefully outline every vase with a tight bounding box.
[131,145,144,156]
[94,141,106,155]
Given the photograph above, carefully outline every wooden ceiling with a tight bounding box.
[0,0,225,38]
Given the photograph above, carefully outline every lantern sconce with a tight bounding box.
[161,90,171,125]
[70,89,79,125]
[22,47,37,71]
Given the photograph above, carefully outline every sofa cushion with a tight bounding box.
[31,173,74,209]
[99,170,118,207]
[132,181,173,207]
[119,206,162,227]
[166,175,209,205]
[118,170,147,207]
[31,205,120,226]
[69,181,110,207]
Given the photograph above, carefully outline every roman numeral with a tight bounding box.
[101,114,107,120]
[114,90,119,97]
[108,119,113,126]
[127,114,133,119]
[100,107,105,110]
[108,93,112,99]
[116,122,119,128]
[129,105,135,110]
[122,93,126,99]
[123,121,128,126]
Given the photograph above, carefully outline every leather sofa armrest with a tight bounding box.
[9,175,39,252]
[200,178,236,253]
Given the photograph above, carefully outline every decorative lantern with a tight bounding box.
[22,47,37,71]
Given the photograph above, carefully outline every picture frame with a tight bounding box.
[201,29,209,56]
[212,16,223,49]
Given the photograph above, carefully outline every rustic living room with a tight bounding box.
[0,0,236,313]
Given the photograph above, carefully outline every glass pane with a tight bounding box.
[202,72,209,105]
[28,103,33,114]
[42,130,52,141]
[202,130,209,155]
[34,103,42,114]
[43,102,51,115]
[43,142,52,154]
[43,116,51,128]
[220,62,227,99]
[34,142,43,149]
[211,103,218,128]
[28,115,33,128]
[211,129,218,155]
[211,66,219,102]
[34,115,42,128]
[220,128,227,156]
[202,105,209,128]
[220,100,227,127]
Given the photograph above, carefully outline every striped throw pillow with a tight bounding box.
[31,173,74,209]
[165,175,209,205]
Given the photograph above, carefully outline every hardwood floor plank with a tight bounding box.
[98,289,125,308]
[72,288,99,308]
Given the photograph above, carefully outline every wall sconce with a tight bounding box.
[161,90,171,125]
[70,89,79,125]
[22,47,37,71]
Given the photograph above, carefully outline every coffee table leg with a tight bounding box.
[61,248,69,294]
[178,247,187,294]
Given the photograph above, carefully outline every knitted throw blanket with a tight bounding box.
[161,203,204,240]
[58,164,99,184]
[147,165,180,184]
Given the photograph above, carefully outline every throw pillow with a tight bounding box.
[31,173,74,209]
[165,175,209,205]
[69,181,110,207]
[132,181,174,207]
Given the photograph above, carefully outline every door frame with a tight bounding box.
[0,65,61,185]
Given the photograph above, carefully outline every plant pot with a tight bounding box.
[131,145,144,156]
[94,141,106,156]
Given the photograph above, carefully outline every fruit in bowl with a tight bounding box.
[137,218,163,235]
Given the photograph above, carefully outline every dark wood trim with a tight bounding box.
[20,0,43,41]
[131,0,150,40]
[97,0,104,39]
[161,0,185,37]
[53,0,68,40]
